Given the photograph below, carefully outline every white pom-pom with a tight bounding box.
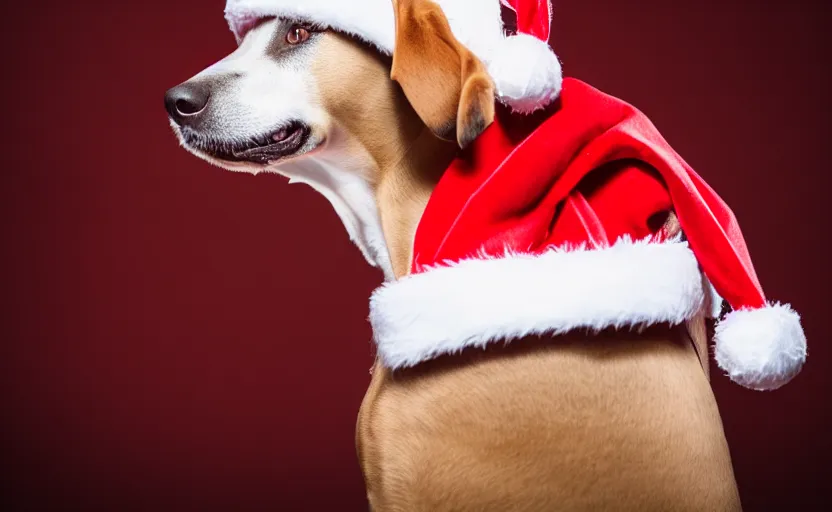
[714,303,807,391]
[487,33,563,115]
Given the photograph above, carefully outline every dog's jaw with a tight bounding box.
[168,118,263,174]
[169,117,322,176]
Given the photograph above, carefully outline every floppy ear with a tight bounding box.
[390,0,495,149]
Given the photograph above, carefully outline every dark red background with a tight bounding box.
[2,0,829,510]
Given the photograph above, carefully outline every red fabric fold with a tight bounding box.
[412,77,766,312]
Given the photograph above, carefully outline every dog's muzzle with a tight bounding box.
[165,81,311,165]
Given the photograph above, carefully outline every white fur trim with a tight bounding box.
[433,0,505,63]
[370,239,706,369]
[224,0,396,51]
[488,33,563,114]
[714,304,807,391]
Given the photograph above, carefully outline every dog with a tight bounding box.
[166,3,743,510]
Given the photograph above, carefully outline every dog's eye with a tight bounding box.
[286,26,311,45]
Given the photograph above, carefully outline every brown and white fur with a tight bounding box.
[166,5,742,510]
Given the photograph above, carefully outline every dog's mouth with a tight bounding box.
[180,121,311,165]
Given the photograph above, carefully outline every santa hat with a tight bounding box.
[369,78,807,391]
[224,0,563,114]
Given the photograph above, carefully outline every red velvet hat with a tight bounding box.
[370,78,807,391]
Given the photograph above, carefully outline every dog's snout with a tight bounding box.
[165,82,211,124]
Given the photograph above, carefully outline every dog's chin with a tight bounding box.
[176,121,316,170]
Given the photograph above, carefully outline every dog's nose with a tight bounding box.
[164,82,210,124]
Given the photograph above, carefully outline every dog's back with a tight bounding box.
[357,324,742,511]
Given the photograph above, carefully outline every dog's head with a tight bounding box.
[165,1,495,176]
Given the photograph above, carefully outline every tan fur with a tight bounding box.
[312,31,458,276]
[309,4,741,509]
[391,0,495,148]
[358,328,739,512]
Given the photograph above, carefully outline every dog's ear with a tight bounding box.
[390,0,495,149]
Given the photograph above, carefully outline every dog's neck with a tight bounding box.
[292,38,458,280]
[274,105,454,281]
[374,126,457,279]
